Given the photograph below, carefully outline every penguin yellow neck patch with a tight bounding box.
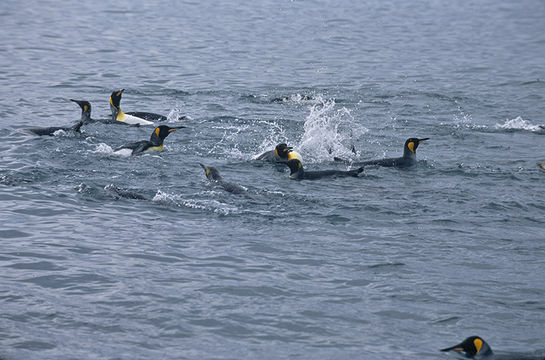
[155,128,160,137]
[116,109,127,121]
[407,141,415,153]
[206,168,210,177]
[473,338,483,353]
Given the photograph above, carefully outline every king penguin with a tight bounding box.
[28,100,87,136]
[285,158,363,180]
[109,89,168,126]
[441,335,545,360]
[114,125,183,155]
[336,137,429,168]
[199,164,247,194]
[255,143,302,163]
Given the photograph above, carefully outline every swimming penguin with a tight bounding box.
[28,100,86,136]
[441,335,545,359]
[335,137,429,168]
[199,163,247,194]
[114,125,183,155]
[109,89,168,126]
[255,143,302,163]
[285,158,363,180]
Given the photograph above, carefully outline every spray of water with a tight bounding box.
[296,97,368,163]
[495,116,543,132]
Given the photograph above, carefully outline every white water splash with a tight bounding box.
[152,190,239,215]
[296,97,368,162]
[495,116,543,132]
[167,108,190,122]
[91,143,115,154]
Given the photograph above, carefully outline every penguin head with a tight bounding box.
[109,89,125,109]
[440,336,493,358]
[275,143,293,159]
[404,137,429,155]
[199,163,222,181]
[70,99,91,113]
[150,125,183,144]
[70,99,92,122]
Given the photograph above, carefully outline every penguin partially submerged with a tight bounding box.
[199,164,247,194]
[285,158,363,180]
[335,137,429,168]
[109,89,167,126]
[255,143,302,163]
[28,99,88,136]
[441,335,545,360]
[114,125,183,155]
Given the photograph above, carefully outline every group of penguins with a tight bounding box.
[27,90,544,359]
[28,90,433,187]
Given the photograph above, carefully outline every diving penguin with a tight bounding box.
[335,137,429,168]
[110,89,167,126]
[28,100,87,136]
[114,125,183,156]
[441,335,545,360]
[199,163,247,194]
[285,158,363,180]
[255,143,302,163]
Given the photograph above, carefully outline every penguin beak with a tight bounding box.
[70,99,82,105]
[199,163,207,171]
[284,146,293,152]
[168,127,183,132]
[418,138,430,143]
[440,344,464,353]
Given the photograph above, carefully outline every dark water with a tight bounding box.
[1,1,545,359]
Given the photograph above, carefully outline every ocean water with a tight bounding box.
[1,1,545,359]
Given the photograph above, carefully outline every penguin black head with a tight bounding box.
[70,99,91,113]
[275,143,293,159]
[150,125,184,143]
[199,163,222,181]
[440,336,493,358]
[109,89,125,108]
[404,137,429,155]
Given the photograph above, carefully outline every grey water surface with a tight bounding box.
[1,1,545,359]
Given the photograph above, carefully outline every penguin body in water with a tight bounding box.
[255,143,302,163]
[285,159,363,180]
[335,138,429,168]
[109,89,167,126]
[114,125,183,155]
[28,99,89,136]
[441,335,545,360]
[199,164,247,194]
